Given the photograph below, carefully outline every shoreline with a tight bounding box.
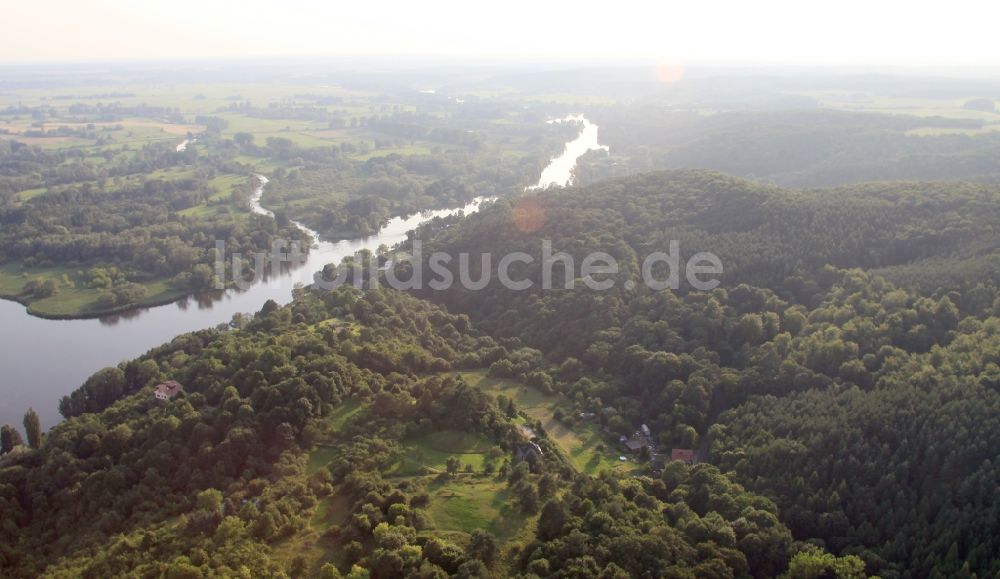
[0,116,595,322]
[0,200,482,321]
[0,285,202,321]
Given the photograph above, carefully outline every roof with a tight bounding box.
[625,438,648,451]
[153,380,184,398]
[671,448,696,464]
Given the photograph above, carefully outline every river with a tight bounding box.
[0,116,603,430]
[528,115,608,189]
[0,182,488,430]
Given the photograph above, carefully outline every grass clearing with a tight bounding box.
[307,445,339,475]
[269,530,340,578]
[798,91,1000,122]
[459,370,640,475]
[905,124,1000,136]
[178,173,249,217]
[385,430,492,477]
[311,491,351,532]
[424,478,534,543]
[325,400,363,432]
[353,144,433,160]
[16,187,48,201]
[0,263,186,318]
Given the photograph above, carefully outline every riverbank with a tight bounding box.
[1,115,605,321]
[0,117,603,429]
[528,115,609,190]
[0,265,193,320]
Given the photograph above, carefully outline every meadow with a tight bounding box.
[458,370,640,475]
[0,263,186,318]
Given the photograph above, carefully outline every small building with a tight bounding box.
[671,448,696,465]
[152,380,185,402]
[625,438,648,453]
[625,430,656,454]
[641,424,651,437]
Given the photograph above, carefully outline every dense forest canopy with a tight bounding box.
[405,171,1000,577]
[2,66,1000,578]
[0,287,852,578]
[577,108,1000,188]
[3,168,998,577]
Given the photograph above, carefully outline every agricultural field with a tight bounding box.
[0,74,576,317]
[803,91,1000,122]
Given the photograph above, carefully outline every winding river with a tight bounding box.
[528,115,608,189]
[0,116,603,430]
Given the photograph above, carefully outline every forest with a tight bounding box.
[0,287,857,578]
[576,108,1000,188]
[0,88,567,317]
[0,78,579,317]
[2,169,998,577]
[3,63,1000,578]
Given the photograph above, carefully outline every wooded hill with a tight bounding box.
[2,170,999,577]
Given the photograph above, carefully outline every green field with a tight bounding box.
[321,400,364,435]
[307,445,339,475]
[0,81,384,162]
[797,91,1000,122]
[905,124,1000,136]
[269,533,338,577]
[15,187,48,201]
[424,478,534,543]
[353,143,434,160]
[178,173,250,217]
[385,429,493,477]
[0,116,200,152]
[0,263,187,318]
[310,491,351,532]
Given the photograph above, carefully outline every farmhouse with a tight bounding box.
[625,437,650,453]
[152,380,185,401]
[624,424,657,454]
[671,448,696,465]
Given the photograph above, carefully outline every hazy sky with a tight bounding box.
[3,0,1000,65]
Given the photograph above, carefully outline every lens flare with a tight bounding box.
[513,198,546,233]
[657,61,686,85]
